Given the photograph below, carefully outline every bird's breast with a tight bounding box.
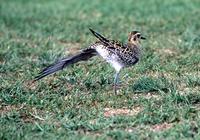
[95,45,124,72]
[95,45,110,60]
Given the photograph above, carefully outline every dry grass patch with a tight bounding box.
[179,87,200,95]
[150,122,174,132]
[0,103,57,124]
[58,40,82,55]
[157,48,178,57]
[23,80,37,90]
[0,104,24,115]
[103,106,142,117]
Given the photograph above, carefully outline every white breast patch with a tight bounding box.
[95,45,110,59]
[95,45,124,72]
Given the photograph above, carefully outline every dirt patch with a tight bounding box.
[179,87,200,95]
[132,92,161,100]
[144,92,161,99]
[160,48,177,56]
[125,122,174,133]
[155,47,179,59]
[145,71,175,81]
[103,106,142,117]
[0,104,23,115]
[23,80,37,90]
[150,122,173,132]
[57,40,82,55]
[0,104,57,124]
[0,104,35,123]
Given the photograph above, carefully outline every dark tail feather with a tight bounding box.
[89,28,110,45]
[34,48,97,81]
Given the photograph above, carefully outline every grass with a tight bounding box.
[0,0,200,139]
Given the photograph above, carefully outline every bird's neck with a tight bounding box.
[128,41,140,48]
[127,41,141,58]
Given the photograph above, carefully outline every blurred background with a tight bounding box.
[0,0,200,139]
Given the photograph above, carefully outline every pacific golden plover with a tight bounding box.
[35,28,146,94]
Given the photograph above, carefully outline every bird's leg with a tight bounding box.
[114,72,120,94]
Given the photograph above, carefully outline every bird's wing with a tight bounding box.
[89,28,110,46]
[110,40,126,49]
[89,28,126,50]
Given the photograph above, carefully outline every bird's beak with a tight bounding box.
[141,36,146,40]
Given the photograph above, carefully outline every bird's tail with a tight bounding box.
[34,48,97,81]
[89,28,110,46]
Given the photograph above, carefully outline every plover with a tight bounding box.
[35,28,146,94]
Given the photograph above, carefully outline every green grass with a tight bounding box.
[0,0,200,139]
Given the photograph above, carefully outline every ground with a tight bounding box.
[0,0,200,139]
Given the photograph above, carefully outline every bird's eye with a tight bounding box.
[137,34,141,38]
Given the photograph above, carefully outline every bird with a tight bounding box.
[34,28,146,94]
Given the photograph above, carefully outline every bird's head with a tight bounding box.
[128,31,146,45]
